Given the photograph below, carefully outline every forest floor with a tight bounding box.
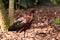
[0,5,60,40]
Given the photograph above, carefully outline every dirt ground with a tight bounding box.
[0,6,60,40]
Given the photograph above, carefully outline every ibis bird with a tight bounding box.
[8,9,35,32]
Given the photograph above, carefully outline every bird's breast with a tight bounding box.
[24,16,32,22]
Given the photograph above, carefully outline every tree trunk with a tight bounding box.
[9,0,14,25]
[18,0,21,8]
[0,0,9,31]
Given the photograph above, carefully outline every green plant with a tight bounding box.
[53,19,60,25]
[20,0,39,9]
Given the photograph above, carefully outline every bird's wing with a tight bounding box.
[8,21,27,31]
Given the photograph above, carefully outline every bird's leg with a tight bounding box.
[18,27,25,33]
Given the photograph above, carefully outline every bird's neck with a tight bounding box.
[29,12,34,17]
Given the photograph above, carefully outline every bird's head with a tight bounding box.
[29,9,36,17]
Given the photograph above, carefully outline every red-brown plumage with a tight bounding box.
[8,9,35,32]
[19,16,34,32]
